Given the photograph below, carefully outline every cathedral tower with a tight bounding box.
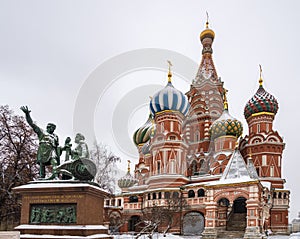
[185,20,224,158]
[240,67,285,189]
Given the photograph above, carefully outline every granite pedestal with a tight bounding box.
[13,181,112,239]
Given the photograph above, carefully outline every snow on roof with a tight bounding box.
[14,182,108,194]
[261,181,271,190]
[16,224,108,230]
[220,149,253,181]
[21,234,110,238]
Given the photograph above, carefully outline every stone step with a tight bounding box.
[227,213,247,231]
[217,230,245,238]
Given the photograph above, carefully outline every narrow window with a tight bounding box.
[262,155,267,166]
[158,192,162,199]
[164,192,170,199]
[257,124,260,133]
[270,166,274,177]
[153,193,156,200]
[157,161,161,174]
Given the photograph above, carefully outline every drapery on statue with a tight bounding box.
[59,133,96,181]
[20,106,60,178]
[72,133,89,160]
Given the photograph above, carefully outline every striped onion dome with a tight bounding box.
[118,161,138,189]
[244,84,278,119]
[117,171,138,189]
[133,114,155,146]
[150,81,190,116]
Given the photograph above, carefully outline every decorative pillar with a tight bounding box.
[244,197,264,239]
[202,202,218,239]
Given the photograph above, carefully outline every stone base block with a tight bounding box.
[16,224,112,239]
[243,226,264,239]
[201,228,217,239]
[0,231,20,239]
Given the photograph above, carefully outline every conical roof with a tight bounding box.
[221,149,253,181]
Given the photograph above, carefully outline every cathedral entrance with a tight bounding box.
[128,215,140,232]
[183,211,205,235]
[227,197,247,231]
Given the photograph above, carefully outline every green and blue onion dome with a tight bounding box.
[150,65,190,116]
[133,114,155,146]
[244,72,278,119]
[209,90,243,140]
[118,160,138,189]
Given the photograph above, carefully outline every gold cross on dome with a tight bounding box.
[259,64,263,86]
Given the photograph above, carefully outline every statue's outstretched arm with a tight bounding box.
[20,106,42,136]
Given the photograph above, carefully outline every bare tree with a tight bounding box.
[90,142,120,193]
[136,194,189,238]
[0,105,38,229]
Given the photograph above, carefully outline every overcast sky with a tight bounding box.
[1,0,299,220]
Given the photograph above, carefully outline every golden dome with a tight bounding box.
[200,21,215,41]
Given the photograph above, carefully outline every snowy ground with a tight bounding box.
[112,232,300,239]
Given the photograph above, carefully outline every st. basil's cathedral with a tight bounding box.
[104,20,290,239]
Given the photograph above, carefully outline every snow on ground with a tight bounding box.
[112,233,300,239]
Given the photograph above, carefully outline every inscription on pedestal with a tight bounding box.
[24,194,84,203]
[30,204,76,224]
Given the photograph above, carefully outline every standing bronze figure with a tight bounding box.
[20,106,60,178]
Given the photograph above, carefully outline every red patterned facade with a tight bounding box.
[105,21,290,239]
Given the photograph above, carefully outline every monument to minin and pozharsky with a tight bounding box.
[13,106,112,239]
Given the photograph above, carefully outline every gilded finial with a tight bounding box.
[167,60,173,83]
[206,11,209,28]
[235,140,239,149]
[223,88,228,110]
[249,147,252,159]
[127,160,131,173]
[259,64,263,87]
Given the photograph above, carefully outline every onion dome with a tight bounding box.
[244,67,278,119]
[150,62,190,116]
[209,89,243,140]
[200,19,215,41]
[118,160,138,189]
[133,114,155,146]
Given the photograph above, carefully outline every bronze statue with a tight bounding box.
[20,106,60,178]
[72,133,89,160]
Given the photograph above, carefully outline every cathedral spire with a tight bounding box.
[259,64,263,87]
[193,15,219,85]
[127,160,131,174]
[223,88,229,111]
[167,60,173,83]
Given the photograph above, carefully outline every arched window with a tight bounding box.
[158,192,162,199]
[152,193,156,200]
[188,190,195,198]
[148,193,151,200]
[129,196,138,203]
[191,160,197,175]
[218,198,229,207]
[273,192,277,198]
[283,193,287,199]
[173,192,179,198]
[278,192,282,199]
[198,189,205,197]
[164,192,170,199]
